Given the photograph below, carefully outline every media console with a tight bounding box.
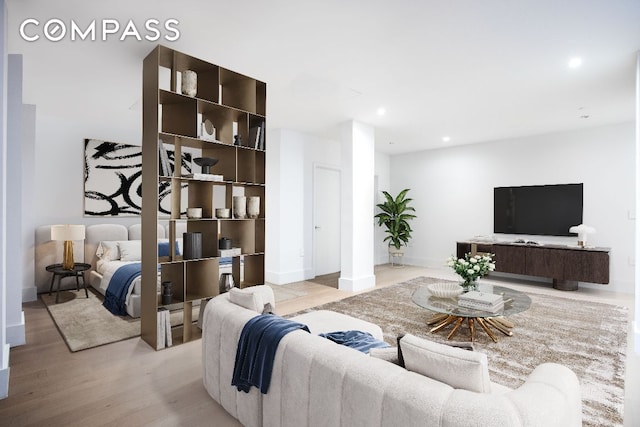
[456,241,610,291]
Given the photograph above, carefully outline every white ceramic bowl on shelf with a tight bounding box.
[427,282,463,298]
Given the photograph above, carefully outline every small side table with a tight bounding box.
[46,263,91,303]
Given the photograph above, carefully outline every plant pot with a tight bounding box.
[388,246,405,256]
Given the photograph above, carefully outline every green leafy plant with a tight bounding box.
[374,189,417,250]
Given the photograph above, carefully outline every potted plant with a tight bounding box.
[374,189,417,258]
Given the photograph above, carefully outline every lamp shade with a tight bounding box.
[568,224,596,235]
[51,224,85,241]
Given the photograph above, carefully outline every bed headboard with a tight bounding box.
[35,223,169,294]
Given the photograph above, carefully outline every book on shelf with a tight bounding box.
[158,142,171,177]
[182,173,224,181]
[219,247,241,257]
[164,308,172,347]
[259,122,265,150]
[157,308,173,348]
[249,125,261,149]
[157,308,167,349]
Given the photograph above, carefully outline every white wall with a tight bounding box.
[391,122,636,294]
[266,128,341,284]
[5,54,25,346]
[0,0,9,400]
[374,151,391,265]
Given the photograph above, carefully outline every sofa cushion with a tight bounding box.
[228,285,276,313]
[369,346,400,365]
[399,334,492,393]
[289,310,384,340]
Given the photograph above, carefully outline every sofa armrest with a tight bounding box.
[504,363,582,427]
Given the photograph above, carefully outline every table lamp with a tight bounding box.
[51,224,86,270]
[568,224,596,247]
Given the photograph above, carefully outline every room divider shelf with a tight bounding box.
[142,45,266,350]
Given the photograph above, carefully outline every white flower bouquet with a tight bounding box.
[446,252,496,287]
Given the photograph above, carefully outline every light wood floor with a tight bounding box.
[0,265,637,426]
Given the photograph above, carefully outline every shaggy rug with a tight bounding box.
[297,276,628,427]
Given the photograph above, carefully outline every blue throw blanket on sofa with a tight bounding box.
[232,314,309,394]
[320,330,390,353]
[103,263,141,316]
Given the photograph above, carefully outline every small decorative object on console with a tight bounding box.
[568,224,596,247]
[446,252,496,291]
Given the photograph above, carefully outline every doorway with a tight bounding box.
[313,165,341,278]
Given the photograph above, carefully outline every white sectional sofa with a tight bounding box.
[202,286,582,427]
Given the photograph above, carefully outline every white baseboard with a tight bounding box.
[338,274,375,292]
[7,312,26,347]
[22,286,37,302]
[0,344,9,399]
[265,269,307,285]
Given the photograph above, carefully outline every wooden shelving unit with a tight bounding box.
[141,45,266,350]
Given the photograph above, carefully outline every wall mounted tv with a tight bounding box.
[494,183,583,236]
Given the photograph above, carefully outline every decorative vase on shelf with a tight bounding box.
[247,196,260,219]
[161,281,173,305]
[233,196,247,219]
[181,70,197,97]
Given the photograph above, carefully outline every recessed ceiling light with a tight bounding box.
[442,136,451,142]
[568,57,582,68]
[377,107,386,116]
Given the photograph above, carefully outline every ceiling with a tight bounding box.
[6,0,640,155]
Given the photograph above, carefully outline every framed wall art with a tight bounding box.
[84,138,191,216]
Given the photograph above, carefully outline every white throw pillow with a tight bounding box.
[228,285,275,313]
[399,334,492,393]
[118,240,142,262]
[96,241,123,261]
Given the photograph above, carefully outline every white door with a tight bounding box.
[314,166,341,276]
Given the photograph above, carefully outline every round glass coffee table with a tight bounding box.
[412,283,531,342]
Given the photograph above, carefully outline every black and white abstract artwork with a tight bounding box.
[84,138,192,216]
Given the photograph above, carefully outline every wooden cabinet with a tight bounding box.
[456,241,610,290]
[492,244,526,274]
[141,45,266,350]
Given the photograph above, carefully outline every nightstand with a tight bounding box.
[46,263,91,303]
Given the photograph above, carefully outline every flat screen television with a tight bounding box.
[493,183,583,236]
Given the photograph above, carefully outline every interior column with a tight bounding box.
[339,120,375,292]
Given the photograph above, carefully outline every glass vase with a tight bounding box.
[460,279,478,293]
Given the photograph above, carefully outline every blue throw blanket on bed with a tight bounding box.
[232,314,309,394]
[103,263,141,316]
[320,330,391,353]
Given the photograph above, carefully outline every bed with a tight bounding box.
[85,223,240,318]
[85,224,156,318]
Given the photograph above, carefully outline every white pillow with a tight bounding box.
[118,240,142,262]
[96,241,123,261]
[228,285,275,313]
[399,334,492,393]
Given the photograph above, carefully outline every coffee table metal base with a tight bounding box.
[427,313,515,343]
